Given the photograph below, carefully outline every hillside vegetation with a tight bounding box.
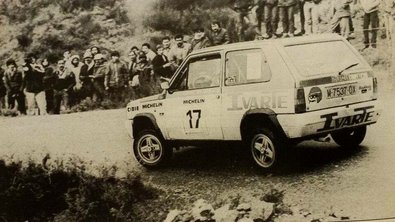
[0,0,133,64]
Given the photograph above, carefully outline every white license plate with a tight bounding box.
[327,84,357,99]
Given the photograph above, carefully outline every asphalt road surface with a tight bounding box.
[1,81,394,221]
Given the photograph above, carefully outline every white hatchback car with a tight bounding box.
[126,34,381,171]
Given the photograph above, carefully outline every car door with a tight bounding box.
[221,47,293,141]
[163,53,224,140]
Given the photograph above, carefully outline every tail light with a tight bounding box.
[372,77,378,99]
[295,88,306,113]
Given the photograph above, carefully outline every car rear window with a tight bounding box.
[284,40,364,76]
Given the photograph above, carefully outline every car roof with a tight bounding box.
[190,33,344,55]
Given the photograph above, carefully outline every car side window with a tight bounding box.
[225,49,271,86]
[170,54,221,91]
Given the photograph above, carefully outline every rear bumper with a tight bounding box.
[277,100,381,139]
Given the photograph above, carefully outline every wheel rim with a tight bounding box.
[251,134,276,168]
[137,134,163,164]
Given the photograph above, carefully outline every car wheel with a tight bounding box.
[331,126,367,147]
[133,129,172,168]
[248,128,284,171]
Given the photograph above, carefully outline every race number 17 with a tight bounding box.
[186,110,201,129]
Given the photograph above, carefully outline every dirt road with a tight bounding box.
[1,75,394,221]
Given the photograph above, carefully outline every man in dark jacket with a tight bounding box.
[23,54,47,115]
[191,28,211,51]
[0,68,6,114]
[105,51,129,103]
[42,58,56,114]
[3,59,26,115]
[92,53,108,102]
[136,54,154,98]
[152,44,173,79]
[152,44,173,94]
[80,51,95,99]
[53,59,75,114]
[127,51,141,100]
[209,21,230,46]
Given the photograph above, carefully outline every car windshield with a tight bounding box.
[284,40,364,76]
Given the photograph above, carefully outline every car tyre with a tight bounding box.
[331,126,367,148]
[247,127,285,172]
[133,129,172,169]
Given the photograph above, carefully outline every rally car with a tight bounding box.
[125,34,381,171]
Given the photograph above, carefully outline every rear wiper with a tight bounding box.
[338,62,359,75]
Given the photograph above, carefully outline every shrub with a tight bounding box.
[0,159,158,222]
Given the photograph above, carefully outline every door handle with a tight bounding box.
[216,95,221,99]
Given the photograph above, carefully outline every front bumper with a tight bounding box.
[277,100,381,139]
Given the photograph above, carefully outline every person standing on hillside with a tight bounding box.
[162,37,173,58]
[152,44,173,80]
[232,0,258,41]
[152,44,172,94]
[53,59,75,114]
[383,0,395,41]
[169,34,191,67]
[105,51,129,103]
[3,59,26,115]
[67,55,84,105]
[209,21,230,46]
[42,58,57,114]
[263,0,280,39]
[90,46,101,57]
[23,54,47,115]
[127,51,140,100]
[256,0,266,35]
[297,0,306,36]
[92,53,108,102]
[141,43,156,65]
[136,54,154,98]
[68,55,84,91]
[128,51,139,80]
[0,68,5,114]
[303,0,322,35]
[191,28,211,51]
[360,0,381,49]
[80,51,95,100]
[279,0,297,37]
[330,0,354,39]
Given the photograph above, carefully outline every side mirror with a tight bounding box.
[160,81,170,90]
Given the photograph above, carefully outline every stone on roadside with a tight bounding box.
[237,203,252,211]
[191,199,215,221]
[273,214,311,222]
[163,210,191,222]
[213,204,238,222]
[164,210,181,222]
[248,200,274,221]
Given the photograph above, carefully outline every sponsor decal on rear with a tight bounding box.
[308,87,322,103]
[317,106,375,132]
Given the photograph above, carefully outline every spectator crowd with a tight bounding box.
[0,0,393,116]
